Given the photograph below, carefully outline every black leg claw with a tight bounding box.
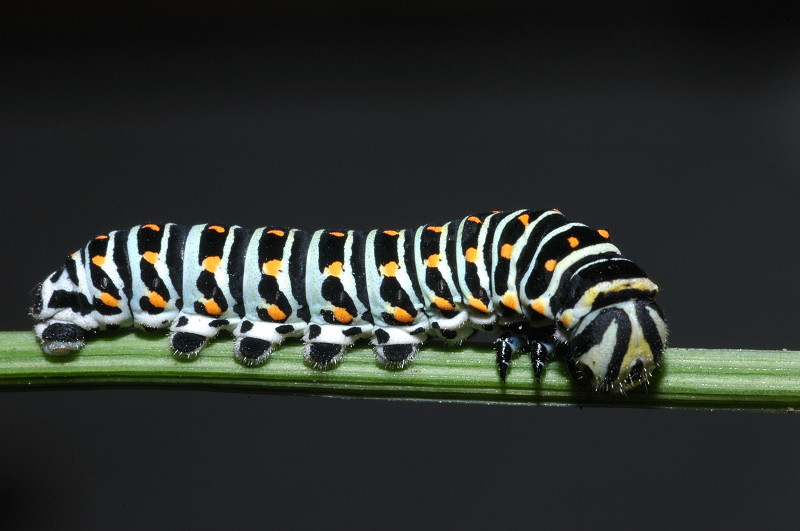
[494,333,527,382]
[531,341,549,382]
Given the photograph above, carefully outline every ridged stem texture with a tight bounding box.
[0,331,798,411]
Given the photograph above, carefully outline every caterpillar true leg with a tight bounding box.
[494,332,526,381]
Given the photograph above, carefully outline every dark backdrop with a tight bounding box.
[2,3,799,529]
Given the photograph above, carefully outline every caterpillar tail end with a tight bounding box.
[36,322,86,355]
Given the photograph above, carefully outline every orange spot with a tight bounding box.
[467,216,482,223]
[262,259,282,277]
[468,297,489,313]
[545,259,557,272]
[597,229,610,239]
[267,229,285,237]
[500,244,513,259]
[465,247,479,263]
[427,226,443,233]
[204,299,222,316]
[568,236,579,248]
[142,224,160,231]
[492,210,501,213]
[502,293,518,310]
[70,252,78,259]
[432,297,454,311]
[99,292,120,307]
[267,304,287,321]
[531,299,546,315]
[94,234,109,240]
[426,253,440,268]
[202,255,222,273]
[148,291,167,309]
[381,261,399,277]
[383,230,399,236]
[329,231,346,237]
[91,255,106,267]
[327,261,343,277]
[142,251,159,265]
[208,225,225,233]
[552,208,562,213]
[393,307,414,323]
[517,213,530,225]
[560,314,574,327]
[333,307,353,324]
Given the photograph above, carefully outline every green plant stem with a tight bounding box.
[0,331,798,410]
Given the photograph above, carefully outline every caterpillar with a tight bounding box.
[30,209,666,392]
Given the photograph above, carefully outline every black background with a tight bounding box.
[2,3,799,529]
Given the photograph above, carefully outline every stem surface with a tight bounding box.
[1,331,798,410]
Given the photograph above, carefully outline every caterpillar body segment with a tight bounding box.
[31,209,667,392]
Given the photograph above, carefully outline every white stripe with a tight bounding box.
[532,242,621,304]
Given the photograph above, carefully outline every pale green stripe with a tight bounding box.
[0,331,798,410]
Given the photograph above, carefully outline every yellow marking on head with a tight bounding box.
[262,259,282,277]
[500,243,513,259]
[393,307,414,323]
[544,259,557,272]
[531,299,547,315]
[267,229,285,237]
[142,251,159,265]
[621,334,655,380]
[426,253,440,268]
[383,230,399,236]
[432,297,454,311]
[208,225,225,233]
[202,255,222,273]
[517,213,530,225]
[465,247,479,263]
[501,293,518,310]
[572,280,658,313]
[467,216,482,223]
[597,229,610,239]
[329,231,345,237]
[148,291,167,309]
[468,297,489,313]
[568,236,579,248]
[381,261,399,277]
[142,224,160,231]
[99,292,120,307]
[94,234,109,240]
[204,299,222,316]
[427,226,443,233]
[267,304,287,321]
[327,261,343,277]
[333,307,353,324]
[91,255,106,267]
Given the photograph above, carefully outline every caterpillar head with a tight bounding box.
[564,298,666,393]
